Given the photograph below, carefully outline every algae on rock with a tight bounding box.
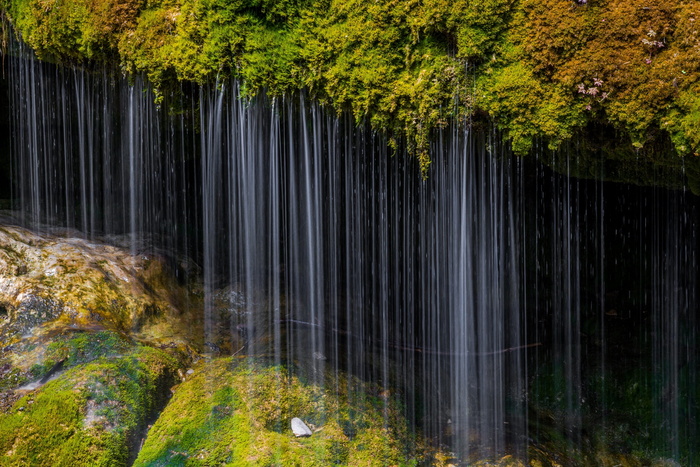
[0,222,198,350]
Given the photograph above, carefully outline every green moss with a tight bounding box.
[25,331,133,383]
[134,358,426,466]
[0,382,96,466]
[53,331,131,364]
[2,0,700,179]
[476,57,585,154]
[0,333,179,466]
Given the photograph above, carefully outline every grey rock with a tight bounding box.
[13,295,63,334]
[291,417,313,437]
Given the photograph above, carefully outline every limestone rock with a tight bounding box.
[0,222,193,348]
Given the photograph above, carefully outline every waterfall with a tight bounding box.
[7,42,199,259]
[5,40,698,463]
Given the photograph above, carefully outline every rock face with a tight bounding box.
[0,223,437,464]
[0,222,196,348]
[0,223,191,466]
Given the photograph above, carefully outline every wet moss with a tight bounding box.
[134,357,427,466]
[27,331,131,380]
[0,333,179,466]
[0,365,26,392]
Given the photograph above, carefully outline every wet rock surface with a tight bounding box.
[0,331,180,466]
[0,222,197,348]
[0,222,685,466]
[0,223,194,466]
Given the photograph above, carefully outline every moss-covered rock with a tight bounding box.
[134,357,439,466]
[0,222,198,464]
[0,331,180,466]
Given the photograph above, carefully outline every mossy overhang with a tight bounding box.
[0,0,699,184]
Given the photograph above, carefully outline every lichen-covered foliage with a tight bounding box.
[1,0,699,175]
[133,357,428,466]
[0,331,179,466]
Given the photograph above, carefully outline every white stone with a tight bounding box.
[291,417,313,437]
